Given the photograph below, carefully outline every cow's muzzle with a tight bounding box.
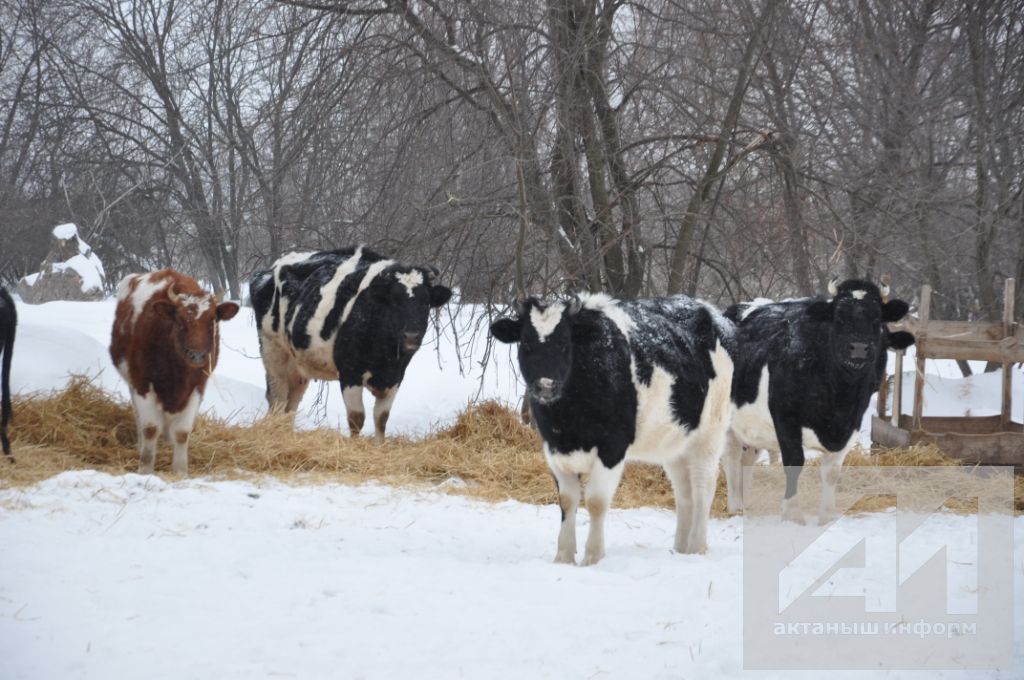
[841,341,870,371]
[401,332,422,353]
[530,377,563,404]
[185,348,209,367]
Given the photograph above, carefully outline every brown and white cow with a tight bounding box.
[110,270,239,475]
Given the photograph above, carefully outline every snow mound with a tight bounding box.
[16,223,107,303]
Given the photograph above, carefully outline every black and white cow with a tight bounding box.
[0,286,15,459]
[721,279,915,523]
[251,246,452,439]
[491,294,736,565]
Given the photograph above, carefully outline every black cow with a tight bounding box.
[251,246,452,439]
[0,286,16,459]
[491,293,736,565]
[721,279,915,523]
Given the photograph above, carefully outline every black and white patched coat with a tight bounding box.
[491,293,737,565]
[251,246,452,439]
[721,279,914,523]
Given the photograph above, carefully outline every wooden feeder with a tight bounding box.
[873,278,1024,465]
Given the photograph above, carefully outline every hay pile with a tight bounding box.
[2,376,1020,515]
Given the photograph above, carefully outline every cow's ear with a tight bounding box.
[429,285,452,308]
[805,299,833,322]
[888,331,915,350]
[881,298,910,322]
[571,315,601,344]
[217,301,240,321]
[490,317,522,344]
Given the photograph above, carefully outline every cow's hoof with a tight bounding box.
[726,502,746,514]
[138,465,155,475]
[580,551,604,566]
[781,507,806,525]
[171,465,188,476]
[818,509,839,525]
[675,540,707,555]
[553,551,576,565]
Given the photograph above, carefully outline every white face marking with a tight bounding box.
[529,303,566,343]
[580,293,635,340]
[395,270,423,298]
[851,289,867,300]
[178,294,212,318]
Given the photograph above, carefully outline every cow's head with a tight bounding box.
[370,266,452,355]
[490,296,597,405]
[806,279,915,373]
[153,285,240,368]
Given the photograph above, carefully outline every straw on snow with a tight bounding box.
[2,376,1019,515]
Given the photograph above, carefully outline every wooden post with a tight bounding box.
[1002,278,1015,429]
[912,285,931,430]
[891,350,904,428]
[877,371,889,418]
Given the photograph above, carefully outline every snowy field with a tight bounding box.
[2,471,1021,679]
[2,296,1022,678]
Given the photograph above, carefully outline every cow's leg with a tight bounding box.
[664,457,693,551]
[739,445,760,510]
[371,386,398,441]
[665,456,718,554]
[132,390,162,474]
[776,424,807,524]
[581,459,625,566]
[285,370,309,412]
[685,459,719,554]
[260,337,293,413]
[341,385,365,437]
[817,446,851,524]
[169,390,201,476]
[721,433,744,513]
[549,463,581,565]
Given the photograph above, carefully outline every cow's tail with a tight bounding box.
[1,301,15,459]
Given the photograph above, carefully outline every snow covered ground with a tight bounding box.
[1,471,1020,679]
[2,296,1022,678]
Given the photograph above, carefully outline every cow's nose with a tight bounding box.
[848,342,869,360]
[185,348,208,365]
[402,332,422,352]
[532,377,561,402]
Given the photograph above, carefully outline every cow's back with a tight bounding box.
[533,294,735,466]
[254,247,393,381]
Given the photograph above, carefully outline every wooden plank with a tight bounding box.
[913,285,930,429]
[915,337,1024,363]
[877,371,888,418]
[1002,278,1016,428]
[891,350,904,426]
[908,431,1024,466]
[898,414,1024,435]
[889,319,1005,341]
